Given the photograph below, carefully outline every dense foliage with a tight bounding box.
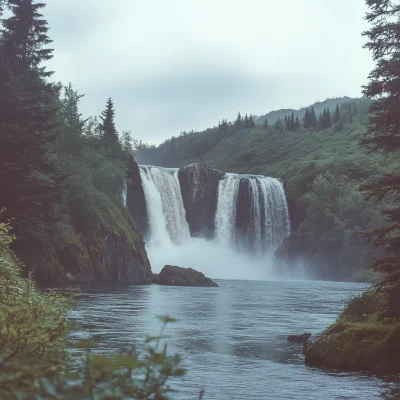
[0,219,190,399]
[360,0,400,317]
[0,0,139,282]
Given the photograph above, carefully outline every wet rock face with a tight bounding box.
[47,218,153,285]
[156,265,218,287]
[178,163,225,238]
[126,155,148,235]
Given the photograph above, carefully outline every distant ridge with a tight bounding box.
[254,97,354,126]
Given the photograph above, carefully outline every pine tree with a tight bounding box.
[294,116,300,130]
[2,0,54,76]
[0,0,65,267]
[303,109,311,129]
[248,114,255,128]
[264,118,269,130]
[310,107,318,129]
[100,98,118,142]
[284,114,288,130]
[333,103,340,124]
[244,114,249,128]
[235,112,243,129]
[290,112,295,131]
[360,0,400,316]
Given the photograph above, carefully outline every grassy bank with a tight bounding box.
[304,289,400,375]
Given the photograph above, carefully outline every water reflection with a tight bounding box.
[70,280,384,399]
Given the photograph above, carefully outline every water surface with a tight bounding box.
[69,280,385,399]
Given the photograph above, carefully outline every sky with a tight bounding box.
[45,0,374,145]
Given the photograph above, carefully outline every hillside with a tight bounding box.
[254,97,353,126]
[136,97,398,280]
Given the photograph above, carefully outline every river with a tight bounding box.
[68,279,387,399]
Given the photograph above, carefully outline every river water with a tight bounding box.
[69,280,386,399]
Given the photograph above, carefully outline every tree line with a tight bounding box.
[0,0,133,277]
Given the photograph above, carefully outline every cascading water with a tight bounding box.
[135,163,292,278]
[139,166,190,246]
[215,174,290,253]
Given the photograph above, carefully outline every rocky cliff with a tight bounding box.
[38,215,152,285]
[126,155,148,235]
[178,163,225,238]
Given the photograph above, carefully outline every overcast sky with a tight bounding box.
[45,0,373,144]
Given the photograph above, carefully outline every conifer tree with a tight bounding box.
[303,109,311,129]
[310,107,318,129]
[235,112,243,129]
[294,116,300,130]
[333,103,340,124]
[248,114,255,128]
[0,0,65,266]
[100,98,118,142]
[290,112,295,131]
[264,118,269,130]
[360,0,400,316]
[244,114,249,128]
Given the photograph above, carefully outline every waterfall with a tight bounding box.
[121,182,127,208]
[140,166,190,246]
[215,174,290,252]
[214,174,241,245]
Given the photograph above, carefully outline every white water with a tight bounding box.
[139,165,292,279]
[214,174,290,253]
[214,174,241,246]
[140,166,190,246]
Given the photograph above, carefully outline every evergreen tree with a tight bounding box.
[333,103,340,123]
[294,116,300,130]
[2,0,54,76]
[248,114,255,128]
[290,112,295,131]
[360,0,400,316]
[100,98,118,142]
[264,118,269,130]
[244,114,249,128]
[235,112,243,129]
[310,107,318,129]
[303,109,311,129]
[0,0,65,267]
[284,114,288,130]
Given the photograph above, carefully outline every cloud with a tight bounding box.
[44,0,374,144]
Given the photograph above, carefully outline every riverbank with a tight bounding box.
[304,288,400,375]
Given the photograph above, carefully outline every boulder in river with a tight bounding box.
[287,333,312,344]
[156,265,218,287]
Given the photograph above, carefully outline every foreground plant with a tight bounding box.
[0,216,199,399]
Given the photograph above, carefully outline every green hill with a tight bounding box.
[136,97,398,280]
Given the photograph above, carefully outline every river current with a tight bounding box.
[68,280,389,399]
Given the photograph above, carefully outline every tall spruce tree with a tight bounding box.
[248,114,255,128]
[100,98,118,142]
[0,0,65,269]
[360,0,400,316]
[294,115,300,130]
[333,103,340,123]
[310,107,318,129]
[264,118,269,130]
[303,109,311,129]
[244,114,249,128]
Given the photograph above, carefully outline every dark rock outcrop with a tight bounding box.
[156,265,218,287]
[126,154,148,235]
[275,217,379,280]
[178,164,225,238]
[53,217,152,285]
[287,333,312,344]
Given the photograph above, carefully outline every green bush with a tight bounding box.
[0,223,195,400]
